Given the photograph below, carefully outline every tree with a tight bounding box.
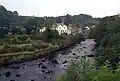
[93,16,120,70]
[64,14,71,26]
[0,5,10,38]
[43,28,59,42]
[24,18,38,34]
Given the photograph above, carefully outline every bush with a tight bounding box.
[57,58,120,81]
[43,28,59,42]
[57,58,94,81]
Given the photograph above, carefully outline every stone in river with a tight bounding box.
[5,71,11,77]
[83,47,86,48]
[62,60,67,64]
[11,66,20,69]
[38,63,43,67]
[73,53,76,55]
[76,57,78,59]
[53,65,56,67]
[22,67,25,69]
[41,59,45,62]
[16,74,21,77]
[51,59,59,64]
[41,65,47,69]
[10,80,15,81]
[23,64,25,66]
[42,70,45,73]
[45,70,53,74]
[44,76,47,79]
[31,80,34,81]
[87,54,95,57]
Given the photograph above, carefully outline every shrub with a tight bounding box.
[57,58,120,81]
[57,58,94,81]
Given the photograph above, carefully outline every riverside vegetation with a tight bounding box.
[57,15,120,81]
[0,5,85,66]
[0,29,84,66]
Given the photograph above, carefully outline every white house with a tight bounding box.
[39,23,72,35]
[39,27,46,33]
[54,23,71,35]
[85,26,90,30]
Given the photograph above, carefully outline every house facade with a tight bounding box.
[53,23,71,35]
[39,27,46,33]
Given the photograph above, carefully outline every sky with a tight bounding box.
[0,0,119,18]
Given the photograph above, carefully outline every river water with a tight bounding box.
[0,39,95,81]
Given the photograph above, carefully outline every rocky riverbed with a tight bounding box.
[0,39,95,81]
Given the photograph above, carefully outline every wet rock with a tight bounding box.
[60,51,66,54]
[45,70,53,74]
[38,63,43,67]
[83,47,86,48]
[53,65,56,67]
[5,71,11,77]
[11,66,20,69]
[82,56,86,58]
[51,59,59,64]
[73,53,76,55]
[23,64,25,66]
[31,80,34,81]
[62,60,67,64]
[16,74,21,77]
[42,70,45,73]
[76,57,78,59]
[41,59,45,62]
[0,73,2,76]
[87,54,95,57]
[84,52,86,54]
[92,49,94,51]
[22,67,25,69]
[68,50,72,53]
[10,80,15,81]
[44,76,46,79]
[41,65,47,69]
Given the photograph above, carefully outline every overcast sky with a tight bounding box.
[0,0,119,18]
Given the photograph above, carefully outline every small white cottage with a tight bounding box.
[54,23,71,35]
[39,27,46,33]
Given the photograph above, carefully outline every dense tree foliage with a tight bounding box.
[43,28,59,42]
[57,58,120,81]
[0,5,19,37]
[89,15,120,70]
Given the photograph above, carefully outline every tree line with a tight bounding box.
[0,5,99,38]
[89,15,120,70]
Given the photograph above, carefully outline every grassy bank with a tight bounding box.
[0,34,84,66]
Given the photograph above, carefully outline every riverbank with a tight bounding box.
[0,34,84,66]
[0,39,95,81]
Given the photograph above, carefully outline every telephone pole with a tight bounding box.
[26,4,27,16]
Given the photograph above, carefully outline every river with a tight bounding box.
[0,39,95,81]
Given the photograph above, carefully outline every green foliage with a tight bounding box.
[6,35,33,44]
[71,33,85,44]
[57,58,94,81]
[43,28,59,42]
[57,58,120,81]
[91,15,120,69]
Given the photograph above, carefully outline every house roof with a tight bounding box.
[56,23,66,27]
